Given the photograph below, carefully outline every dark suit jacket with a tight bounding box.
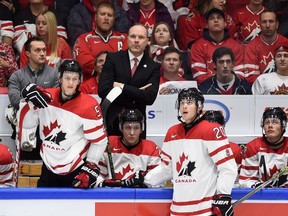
[98,49,160,137]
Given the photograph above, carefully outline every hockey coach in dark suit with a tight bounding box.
[98,23,160,138]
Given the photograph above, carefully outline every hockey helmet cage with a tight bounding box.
[176,88,204,110]
[119,109,144,131]
[203,110,225,126]
[59,60,82,80]
[261,107,287,129]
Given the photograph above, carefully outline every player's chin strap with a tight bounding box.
[262,128,286,149]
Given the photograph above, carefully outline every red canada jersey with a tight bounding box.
[233,5,264,44]
[73,30,128,81]
[244,34,288,85]
[80,77,98,95]
[239,137,288,188]
[190,37,244,84]
[177,11,237,51]
[97,136,163,183]
[139,8,156,37]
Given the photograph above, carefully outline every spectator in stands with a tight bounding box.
[0,143,15,188]
[244,9,288,85]
[177,0,237,51]
[67,0,129,48]
[80,50,108,94]
[8,36,59,160]
[13,0,80,26]
[239,107,288,188]
[233,0,265,45]
[73,2,128,81]
[123,0,185,26]
[126,0,174,37]
[20,10,71,68]
[97,109,163,188]
[158,47,187,95]
[0,42,18,87]
[13,0,67,54]
[98,24,160,139]
[199,47,251,95]
[149,22,179,63]
[252,45,288,95]
[0,0,14,46]
[190,8,244,85]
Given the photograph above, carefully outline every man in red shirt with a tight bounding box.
[244,9,288,85]
[190,8,244,85]
[73,2,128,81]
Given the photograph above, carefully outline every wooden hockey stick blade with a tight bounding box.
[233,166,288,207]
[100,86,123,180]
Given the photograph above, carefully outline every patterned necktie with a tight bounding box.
[131,58,138,76]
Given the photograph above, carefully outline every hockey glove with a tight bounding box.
[251,181,274,188]
[121,170,147,188]
[98,179,122,187]
[72,162,100,188]
[21,83,51,108]
[212,194,234,216]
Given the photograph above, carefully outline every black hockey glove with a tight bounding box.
[251,181,274,188]
[212,194,234,216]
[21,83,51,108]
[121,170,147,188]
[72,162,100,188]
[98,179,122,187]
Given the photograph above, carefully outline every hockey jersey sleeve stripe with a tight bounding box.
[239,175,259,181]
[244,63,259,69]
[210,144,231,157]
[88,133,107,143]
[241,164,259,170]
[84,123,104,134]
[215,154,235,166]
[191,62,206,69]
[0,166,14,175]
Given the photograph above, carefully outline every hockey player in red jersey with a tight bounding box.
[239,107,288,188]
[97,109,163,188]
[0,143,15,188]
[144,88,237,216]
[18,60,107,188]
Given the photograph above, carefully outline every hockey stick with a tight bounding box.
[101,86,123,180]
[259,155,268,181]
[233,166,288,207]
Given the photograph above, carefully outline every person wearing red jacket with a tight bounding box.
[176,0,237,51]
[80,50,108,94]
[73,2,128,81]
[244,9,288,85]
[0,143,15,188]
[190,8,244,85]
[233,0,265,45]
